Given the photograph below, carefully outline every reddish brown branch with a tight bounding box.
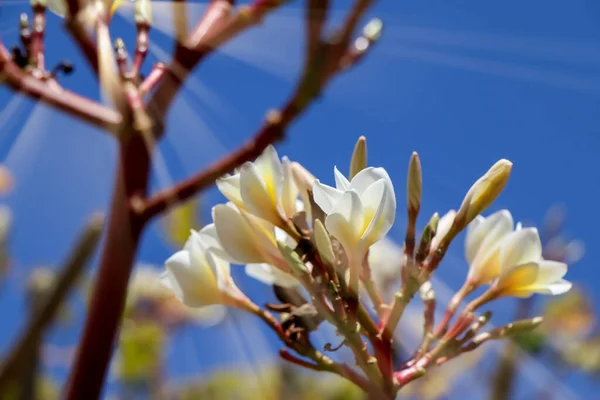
[146,0,287,139]
[279,349,323,371]
[139,62,167,96]
[30,5,46,71]
[131,24,150,78]
[0,42,122,130]
[64,134,153,400]
[141,108,287,219]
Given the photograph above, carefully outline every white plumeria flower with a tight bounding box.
[430,210,456,252]
[464,209,515,285]
[312,166,396,264]
[491,228,571,298]
[160,226,244,308]
[216,146,300,229]
[212,203,299,277]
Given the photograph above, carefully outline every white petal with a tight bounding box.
[254,145,283,199]
[245,263,299,288]
[466,210,513,264]
[241,213,284,267]
[164,250,220,307]
[239,163,281,224]
[431,210,456,251]
[350,167,388,195]
[197,224,229,260]
[334,166,351,190]
[312,180,343,214]
[330,190,364,237]
[500,228,542,272]
[495,262,539,294]
[325,213,357,259]
[216,174,246,210]
[544,279,572,295]
[361,180,394,246]
[281,157,299,218]
[533,260,568,285]
[213,204,264,263]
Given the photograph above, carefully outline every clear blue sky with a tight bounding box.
[1,0,599,398]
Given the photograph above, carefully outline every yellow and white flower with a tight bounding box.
[160,225,244,308]
[312,166,396,264]
[216,146,300,229]
[465,209,515,284]
[491,227,571,298]
[212,203,300,286]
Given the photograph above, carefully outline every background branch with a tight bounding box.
[0,214,105,394]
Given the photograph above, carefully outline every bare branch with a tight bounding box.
[0,42,122,131]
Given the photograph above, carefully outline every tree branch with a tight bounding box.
[0,41,122,131]
[0,214,104,393]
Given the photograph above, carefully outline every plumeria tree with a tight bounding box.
[0,0,575,399]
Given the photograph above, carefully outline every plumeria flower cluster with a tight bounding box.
[160,137,573,398]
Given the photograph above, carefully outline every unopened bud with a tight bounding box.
[277,242,309,277]
[349,136,367,179]
[501,316,544,337]
[415,212,439,263]
[363,18,383,42]
[134,0,152,25]
[407,152,422,213]
[314,219,336,267]
[19,14,29,29]
[455,159,512,229]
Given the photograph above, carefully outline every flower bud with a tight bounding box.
[363,18,383,42]
[415,212,439,263]
[455,159,512,229]
[349,136,367,179]
[407,152,422,213]
[500,316,544,337]
[314,219,336,267]
[134,0,152,25]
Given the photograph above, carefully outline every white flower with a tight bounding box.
[430,210,456,252]
[160,226,243,308]
[492,228,571,298]
[312,166,396,263]
[216,146,300,229]
[212,200,303,287]
[465,210,515,284]
[212,203,299,280]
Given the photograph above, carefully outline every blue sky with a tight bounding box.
[1,0,599,397]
